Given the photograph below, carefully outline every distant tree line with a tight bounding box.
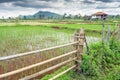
[63,13,82,19]
[1,14,120,21]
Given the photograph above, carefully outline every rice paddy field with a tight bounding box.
[0,20,118,31]
[0,25,73,57]
[0,24,75,80]
[0,22,102,57]
[0,21,116,79]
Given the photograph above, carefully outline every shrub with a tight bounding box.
[81,39,120,80]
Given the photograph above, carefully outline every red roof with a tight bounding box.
[92,12,108,16]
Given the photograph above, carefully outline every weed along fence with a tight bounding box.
[0,29,85,80]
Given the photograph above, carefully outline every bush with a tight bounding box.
[81,39,120,80]
[41,39,120,80]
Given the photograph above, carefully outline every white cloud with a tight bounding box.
[0,0,120,18]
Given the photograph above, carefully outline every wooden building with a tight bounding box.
[91,12,108,20]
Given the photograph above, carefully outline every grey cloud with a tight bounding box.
[0,0,58,9]
[0,0,25,3]
[96,6,117,9]
[0,0,60,9]
[13,1,52,9]
[41,0,58,1]
[0,0,58,3]
[96,5,120,9]
[64,0,74,2]
[0,0,120,14]
[95,0,120,2]
[64,0,95,4]
[82,0,95,4]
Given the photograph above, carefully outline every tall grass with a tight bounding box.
[0,24,100,79]
[48,39,120,80]
[0,25,75,80]
[0,25,73,57]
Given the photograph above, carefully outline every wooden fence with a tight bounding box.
[0,29,85,80]
[118,24,120,40]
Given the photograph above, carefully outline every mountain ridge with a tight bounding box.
[19,11,62,19]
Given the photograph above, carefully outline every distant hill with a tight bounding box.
[19,11,62,19]
[34,11,61,19]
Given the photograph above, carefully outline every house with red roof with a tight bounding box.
[91,12,108,20]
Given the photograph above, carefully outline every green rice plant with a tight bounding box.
[0,24,101,79]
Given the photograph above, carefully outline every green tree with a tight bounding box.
[68,14,72,19]
[63,13,67,19]
[74,15,79,19]
[39,14,45,19]
[23,16,27,20]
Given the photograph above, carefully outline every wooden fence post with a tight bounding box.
[0,64,3,74]
[79,28,85,60]
[74,29,85,70]
[0,65,3,80]
[106,26,110,46]
[102,22,105,44]
[74,30,79,51]
[74,30,79,70]
[118,24,120,40]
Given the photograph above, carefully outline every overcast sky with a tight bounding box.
[0,0,120,18]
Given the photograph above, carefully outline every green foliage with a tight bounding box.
[41,66,72,80]
[0,25,73,56]
[81,39,120,80]
[41,39,120,80]
[106,66,120,80]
